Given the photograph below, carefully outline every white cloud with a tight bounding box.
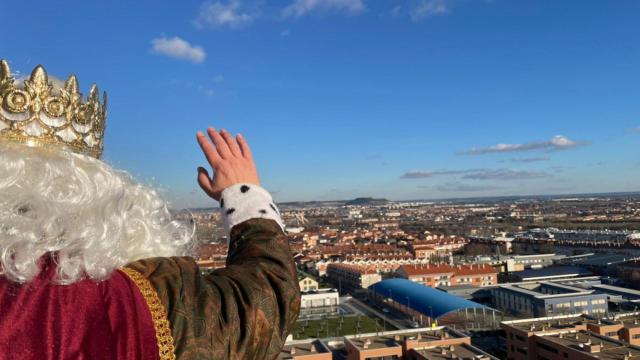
[401,169,482,179]
[283,0,366,18]
[402,168,549,181]
[505,156,550,163]
[462,169,549,181]
[434,182,502,192]
[150,36,206,63]
[461,135,589,155]
[391,5,403,17]
[410,0,448,22]
[195,0,255,29]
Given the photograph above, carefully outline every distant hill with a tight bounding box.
[345,197,390,206]
[179,191,640,211]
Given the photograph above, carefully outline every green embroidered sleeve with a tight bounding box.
[127,218,301,360]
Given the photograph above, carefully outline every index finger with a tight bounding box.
[237,133,253,161]
[197,131,222,169]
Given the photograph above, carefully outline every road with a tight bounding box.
[346,297,407,330]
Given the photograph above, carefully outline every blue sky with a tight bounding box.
[2,0,639,207]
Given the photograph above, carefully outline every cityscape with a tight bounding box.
[180,192,640,359]
[4,1,639,359]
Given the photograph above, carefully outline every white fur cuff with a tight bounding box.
[219,183,285,238]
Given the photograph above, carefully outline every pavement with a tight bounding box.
[347,297,407,330]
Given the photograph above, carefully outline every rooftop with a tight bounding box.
[370,278,488,319]
[512,266,593,281]
[398,263,497,277]
[347,334,402,350]
[540,331,640,360]
[495,281,596,299]
[326,262,379,275]
[409,344,494,360]
[277,340,329,359]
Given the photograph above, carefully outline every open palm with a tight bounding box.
[196,128,260,201]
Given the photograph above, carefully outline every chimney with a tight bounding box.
[585,342,601,353]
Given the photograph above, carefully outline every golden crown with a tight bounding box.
[0,59,106,158]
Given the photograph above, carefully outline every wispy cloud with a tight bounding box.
[461,135,589,155]
[410,0,449,22]
[402,168,550,181]
[213,74,225,83]
[151,36,206,63]
[462,169,549,181]
[504,156,550,163]
[400,169,482,179]
[434,182,502,192]
[282,0,366,18]
[194,0,255,29]
[629,126,640,133]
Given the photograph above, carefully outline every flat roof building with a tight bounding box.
[342,327,497,360]
[502,314,640,360]
[491,281,608,318]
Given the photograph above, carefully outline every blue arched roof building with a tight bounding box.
[369,278,487,319]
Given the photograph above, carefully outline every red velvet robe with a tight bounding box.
[0,258,159,360]
[0,219,301,360]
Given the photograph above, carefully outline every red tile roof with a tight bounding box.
[398,263,497,277]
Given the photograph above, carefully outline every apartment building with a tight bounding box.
[326,263,382,290]
[395,264,498,287]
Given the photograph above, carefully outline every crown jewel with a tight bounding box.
[0,59,106,158]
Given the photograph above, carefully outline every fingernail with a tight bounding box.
[237,133,243,138]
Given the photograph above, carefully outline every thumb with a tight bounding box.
[197,167,217,200]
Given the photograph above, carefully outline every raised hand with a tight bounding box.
[196,128,260,201]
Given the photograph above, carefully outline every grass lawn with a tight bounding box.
[292,315,398,340]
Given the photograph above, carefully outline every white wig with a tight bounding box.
[0,142,194,284]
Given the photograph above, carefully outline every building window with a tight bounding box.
[537,342,559,354]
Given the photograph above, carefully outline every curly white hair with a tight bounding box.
[0,142,193,284]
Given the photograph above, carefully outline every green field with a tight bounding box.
[292,316,398,340]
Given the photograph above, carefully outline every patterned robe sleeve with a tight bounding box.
[127,185,300,360]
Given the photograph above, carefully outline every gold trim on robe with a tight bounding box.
[120,267,177,360]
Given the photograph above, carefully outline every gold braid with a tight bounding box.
[120,267,177,360]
